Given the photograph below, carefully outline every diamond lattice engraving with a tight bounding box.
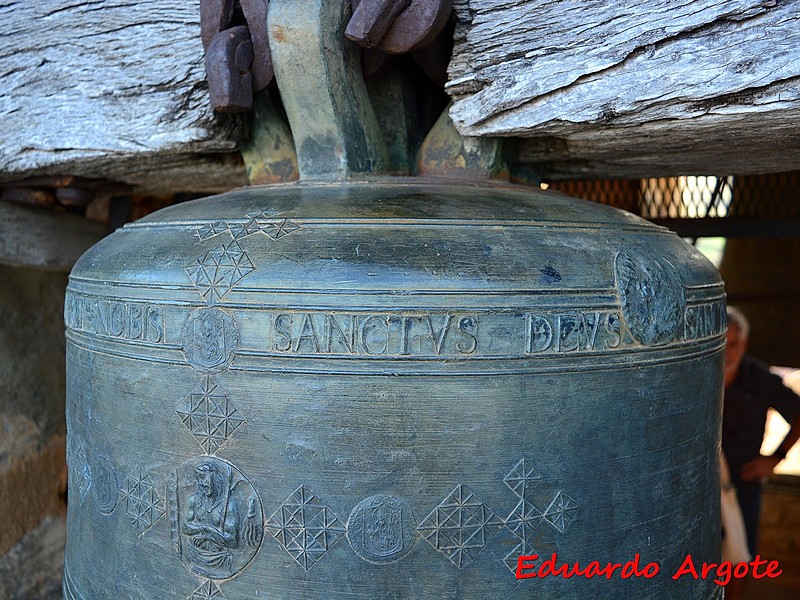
[195,221,230,241]
[504,541,537,574]
[176,376,245,454]
[498,459,580,572]
[503,458,542,500]
[188,580,227,600]
[504,498,544,546]
[542,491,580,533]
[186,241,255,303]
[502,498,545,574]
[71,436,92,503]
[263,218,301,240]
[120,464,165,536]
[266,485,346,570]
[228,218,264,240]
[417,485,502,569]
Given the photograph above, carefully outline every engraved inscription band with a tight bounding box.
[66,293,726,361]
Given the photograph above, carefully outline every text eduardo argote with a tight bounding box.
[516,553,782,587]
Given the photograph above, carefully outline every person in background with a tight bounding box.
[720,451,749,600]
[723,306,800,556]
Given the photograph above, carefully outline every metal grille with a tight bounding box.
[544,171,800,238]
[726,171,800,218]
[639,176,733,219]
[545,176,735,218]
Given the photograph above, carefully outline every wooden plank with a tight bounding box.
[448,0,800,179]
[0,1,247,194]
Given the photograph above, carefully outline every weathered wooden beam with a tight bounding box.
[448,0,800,179]
[515,114,800,180]
[0,1,247,194]
[6,0,799,187]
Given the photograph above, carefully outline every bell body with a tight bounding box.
[64,180,724,599]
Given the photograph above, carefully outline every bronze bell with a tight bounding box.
[64,1,725,598]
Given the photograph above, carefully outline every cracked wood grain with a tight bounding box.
[0,0,247,193]
[448,0,800,178]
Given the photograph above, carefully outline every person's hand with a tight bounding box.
[740,454,782,482]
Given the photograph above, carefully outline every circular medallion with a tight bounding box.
[168,456,263,580]
[181,307,239,372]
[92,456,119,515]
[347,494,416,564]
[614,251,685,346]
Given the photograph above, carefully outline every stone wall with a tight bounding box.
[0,265,69,565]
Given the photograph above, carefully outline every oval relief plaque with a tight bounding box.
[347,494,416,564]
[615,251,685,346]
[92,456,119,515]
[181,307,239,372]
[169,456,263,580]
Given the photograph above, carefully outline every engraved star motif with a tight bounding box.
[542,491,579,533]
[188,580,227,600]
[504,540,539,574]
[195,221,230,240]
[498,458,581,571]
[228,217,264,240]
[244,210,279,230]
[504,458,542,500]
[263,218,301,240]
[224,213,301,241]
[417,485,503,569]
[120,464,165,536]
[504,498,544,546]
[176,376,245,454]
[185,240,255,303]
[71,436,92,503]
[266,485,346,571]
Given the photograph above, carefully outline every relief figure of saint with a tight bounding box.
[366,503,403,556]
[198,315,224,365]
[182,461,240,578]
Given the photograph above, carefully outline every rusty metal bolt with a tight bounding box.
[206,26,255,113]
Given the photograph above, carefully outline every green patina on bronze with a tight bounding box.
[64,1,725,598]
[268,0,388,180]
[240,93,299,185]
